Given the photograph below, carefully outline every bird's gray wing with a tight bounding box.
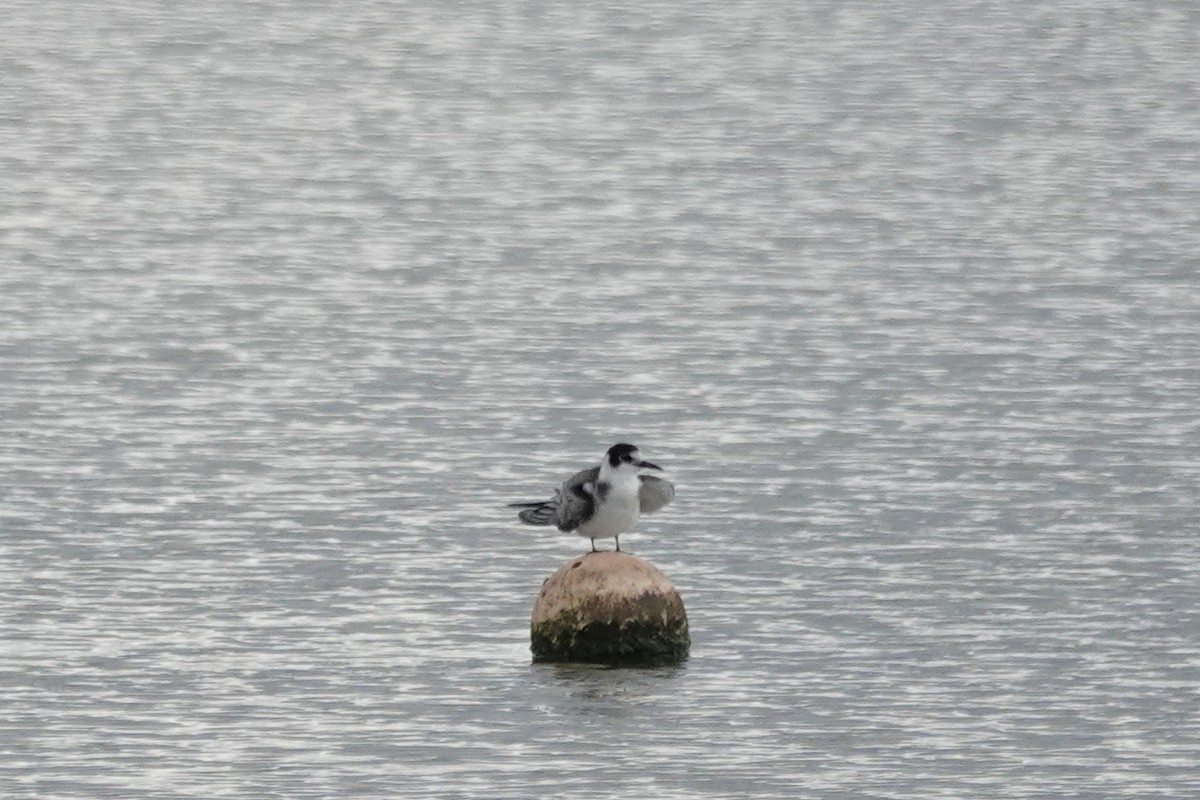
[510,466,599,528]
[554,465,599,532]
[509,493,559,525]
[638,475,675,514]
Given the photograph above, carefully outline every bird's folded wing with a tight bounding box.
[638,475,675,513]
[554,466,599,531]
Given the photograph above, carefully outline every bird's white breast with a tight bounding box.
[576,472,641,539]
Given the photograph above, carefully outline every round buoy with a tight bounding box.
[531,551,689,666]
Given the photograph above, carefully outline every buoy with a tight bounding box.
[531,551,689,665]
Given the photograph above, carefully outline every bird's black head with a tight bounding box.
[606,443,640,468]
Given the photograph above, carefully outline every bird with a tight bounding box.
[509,443,675,552]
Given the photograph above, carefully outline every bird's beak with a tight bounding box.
[637,460,663,471]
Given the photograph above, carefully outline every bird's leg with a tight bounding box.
[615,535,621,552]
[590,538,597,553]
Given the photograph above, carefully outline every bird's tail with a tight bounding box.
[507,500,556,526]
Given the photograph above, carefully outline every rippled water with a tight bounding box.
[3,1,1199,797]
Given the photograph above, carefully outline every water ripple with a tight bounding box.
[4,0,1199,797]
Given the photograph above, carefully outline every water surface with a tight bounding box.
[2,1,1198,797]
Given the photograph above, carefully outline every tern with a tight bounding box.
[509,443,675,552]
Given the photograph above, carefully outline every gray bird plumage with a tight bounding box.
[514,469,675,530]
[509,444,674,551]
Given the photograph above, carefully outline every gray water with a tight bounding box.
[3,1,1198,797]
